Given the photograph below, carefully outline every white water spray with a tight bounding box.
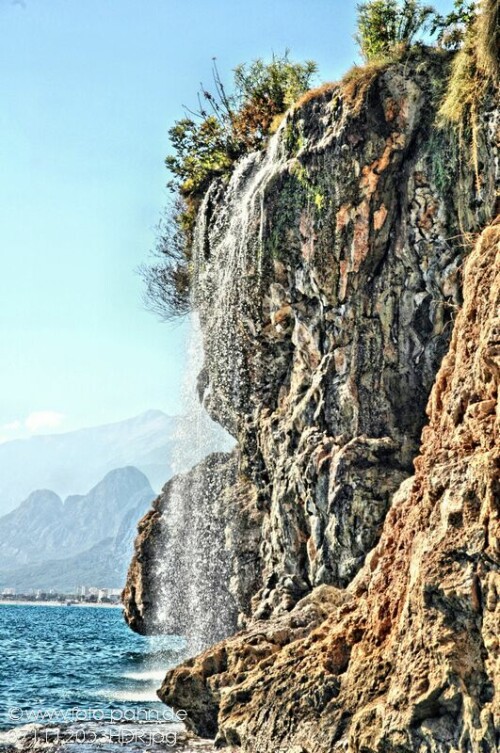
[153,314,234,654]
[153,125,287,655]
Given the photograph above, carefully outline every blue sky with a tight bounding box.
[0,0,452,440]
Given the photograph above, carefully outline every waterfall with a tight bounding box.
[153,314,235,655]
[152,125,287,655]
[192,125,287,427]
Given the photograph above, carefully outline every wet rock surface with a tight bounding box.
[125,53,499,752]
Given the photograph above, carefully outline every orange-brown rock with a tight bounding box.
[161,222,499,752]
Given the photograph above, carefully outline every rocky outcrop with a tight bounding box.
[192,53,498,620]
[162,218,499,752]
[159,584,346,738]
[125,48,499,752]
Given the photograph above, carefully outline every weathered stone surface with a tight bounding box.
[194,55,498,618]
[159,584,347,739]
[162,219,500,752]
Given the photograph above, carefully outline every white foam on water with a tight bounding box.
[0,723,43,744]
[121,670,165,682]
[95,689,161,703]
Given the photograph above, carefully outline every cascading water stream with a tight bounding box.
[192,125,287,425]
[153,124,287,655]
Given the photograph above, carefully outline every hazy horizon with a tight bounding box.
[0,0,453,444]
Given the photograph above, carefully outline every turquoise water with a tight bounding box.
[0,604,185,731]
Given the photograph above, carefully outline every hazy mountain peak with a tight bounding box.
[0,410,177,515]
[0,465,155,582]
[20,489,62,510]
[66,465,153,502]
[131,409,168,421]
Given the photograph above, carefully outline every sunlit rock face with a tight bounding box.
[191,55,498,620]
[161,220,499,753]
[126,50,499,752]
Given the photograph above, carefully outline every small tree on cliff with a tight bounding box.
[430,0,476,49]
[142,52,317,320]
[139,198,191,321]
[356,0,436,60]
[165,53,317,199]
[230,56,318,151]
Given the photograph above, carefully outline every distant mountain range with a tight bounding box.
[0,410,177,516]
[0,408,233,591]
[0,466,155,591]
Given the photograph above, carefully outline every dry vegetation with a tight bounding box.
[439,0,499,126]
[340,59,392,114]
[293,82,338,109]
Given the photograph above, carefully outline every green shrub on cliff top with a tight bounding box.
[144,53,317,320]
[356,0,436,60]
[166,116,234,198]
[230,57,318,151]
[431,0,476,49]
[165,53,317,200]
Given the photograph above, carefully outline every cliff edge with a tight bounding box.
[124,49,499,753]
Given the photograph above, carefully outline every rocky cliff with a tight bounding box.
[124,49,499,752]
[160,219,499,752]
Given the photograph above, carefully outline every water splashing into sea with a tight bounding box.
[153,125,287,654]
[153,315,234,655]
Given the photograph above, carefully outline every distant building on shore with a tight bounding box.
[0,586,122,604]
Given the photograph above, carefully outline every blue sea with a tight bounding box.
[0,603,202,750]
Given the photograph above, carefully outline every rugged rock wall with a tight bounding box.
[161,219,499,752]
[125,50,499,751]
[191,54,498,621]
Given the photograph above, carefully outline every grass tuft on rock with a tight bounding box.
[439,0,499,126]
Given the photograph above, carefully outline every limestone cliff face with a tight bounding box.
[160,220,499,751]
[191,55,498,621]
[124,51,499,751]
